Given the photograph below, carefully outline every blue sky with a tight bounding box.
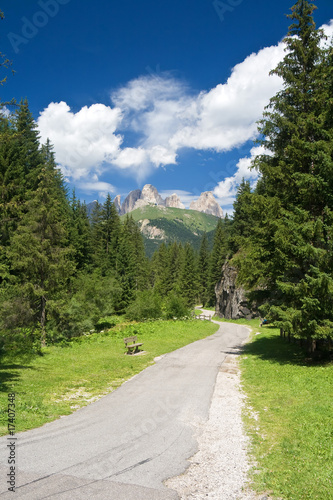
[1,0,332,213]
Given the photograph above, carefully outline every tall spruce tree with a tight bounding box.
[198,233,210,306]
[69,190,92,270]
[101,194,121,270]
[115,215,148,312]
[238,0,333,350]
[208,219,227,305]
[179,243,199,308]
[6,162,75,346]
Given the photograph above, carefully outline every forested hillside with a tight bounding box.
[122,205,221,256]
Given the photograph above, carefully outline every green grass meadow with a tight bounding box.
[0,319,218,436]
[236,319,333,500]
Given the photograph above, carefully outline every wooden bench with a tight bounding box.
[124,335,143,355]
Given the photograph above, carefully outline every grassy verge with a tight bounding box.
[217,316,333,499]
[0,319,218,436]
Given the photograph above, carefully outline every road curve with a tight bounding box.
[0,319,250,499]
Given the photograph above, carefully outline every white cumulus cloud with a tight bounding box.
[38,101,123,181]
[36,19,332,194]
[213,145,271,207]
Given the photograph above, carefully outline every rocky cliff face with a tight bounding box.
[190,192,223,218]
[121,189,142,214]
[114,195,122,214]
[215,261,255,320]
[165,193,185,209]
[141,184,164,206]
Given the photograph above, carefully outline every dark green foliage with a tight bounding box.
[198,233,210,306]
[6,162,75,345]
[229,179,253,254]
[236,0,333,349]
[163,293,190,320]
[68,191,92,270]
[126,290,162,321]
[48,271,122,340]
[179,243,199,308]
[208,218,228,305]
[115,215,149,312]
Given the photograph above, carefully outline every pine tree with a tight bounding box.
[238,0,333,350]
[208,219,227,305]
[100,194,121,270]
[179,243,199,308]
[198,233,210,306]
[229,179,253,254]
[6,163,75,346]
[69,190,92,270]
[14,99,44,195]
[152,242,169,295]
[115,215,148,312]
[165,242,185,294]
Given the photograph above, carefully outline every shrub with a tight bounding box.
[95,316,118,331]
[126,290,162,321]
[164,293,190,320]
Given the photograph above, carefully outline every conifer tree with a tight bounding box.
[14,99,44,195]
[152,242,169,295]
[101,194,121,270]
[198,233,210,306]
[208,219,227,305]
[166,242,185,294]
[229,179,253,254]
[179,243,199,308]
[6,162,75,345]
[115,215,148,312]
[69,190,92,270]
[238,0,333,349]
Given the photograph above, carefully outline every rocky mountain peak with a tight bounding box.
[121,189,142,214]
[116,186,223,217]
[165,193,185,209]
[189,191,223,218]
[141,184,164,205]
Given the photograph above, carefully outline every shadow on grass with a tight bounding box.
[242,328,312,367]
[0,363,35,393]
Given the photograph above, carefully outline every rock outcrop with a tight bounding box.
[113,195,122,214]
[190,192,223,218]
[141,184,164,206]
[165,193,185,209]
[215,261,255,320]
[121,189,142,214]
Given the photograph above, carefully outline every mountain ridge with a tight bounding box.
[118,184,223,218]
[121,205,220,256]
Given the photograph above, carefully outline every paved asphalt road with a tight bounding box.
[0,318,249,499]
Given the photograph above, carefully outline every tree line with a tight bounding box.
[0,99,231,353]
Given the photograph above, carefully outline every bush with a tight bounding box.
[126,290,162,321]
[164,293,190,320]
[47,271,122,339]
[95,316,118,331]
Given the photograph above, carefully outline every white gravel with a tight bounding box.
[166,332,262,500]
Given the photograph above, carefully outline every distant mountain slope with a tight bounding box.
[121,205,219,256]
